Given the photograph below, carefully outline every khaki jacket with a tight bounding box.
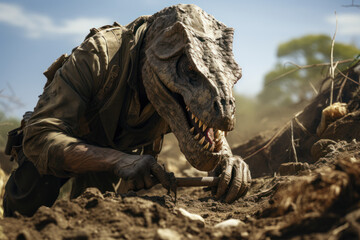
[23,17,169,177]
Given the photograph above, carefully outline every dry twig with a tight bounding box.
[336,68,360,86]
[265,59,354,86]
[290,120,298,163]
[329,12,338,105]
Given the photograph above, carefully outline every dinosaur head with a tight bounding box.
[141,4,242,171]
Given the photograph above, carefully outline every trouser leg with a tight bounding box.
[3,152,68,217]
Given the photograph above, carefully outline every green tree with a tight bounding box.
[258,34,360,107]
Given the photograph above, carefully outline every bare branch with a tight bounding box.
[336,68,360,86]
[0,82,25,114]
[290,120,298,163]
[265,59,354,86]
[308,79,318,95]
[329,12,338,105]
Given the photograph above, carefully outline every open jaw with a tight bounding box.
[185,106,225,153]
[146,69,228,169]
[173,92,227,156]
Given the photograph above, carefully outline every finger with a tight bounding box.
[125,179,136,191]
[116,166,137,180]
[237,164,250,198]
[144,172,155,189]
[134,177,145,191]
[216,159,233,199]
[149,161,170,190]
[224,163,242,203]
[236,165,251,199]
[237,184,249,200]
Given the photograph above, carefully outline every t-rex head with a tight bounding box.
[141,4,242,171]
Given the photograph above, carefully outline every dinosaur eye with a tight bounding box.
[177,55,199,85]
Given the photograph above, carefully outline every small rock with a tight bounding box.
[81,188,104,199]
[214,219,244,229]
[178,208,205,227]
[241,231,249,238]
[311,139,337,161]
[155,228,181,240]
[316,102,348,136]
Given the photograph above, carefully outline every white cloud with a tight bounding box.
[326,13,360,35]
[0,3,111,41]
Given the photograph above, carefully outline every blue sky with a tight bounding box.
[0,0,359,118]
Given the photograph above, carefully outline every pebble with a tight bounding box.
[82,188,104,199]
[214,219,245,229]
[178,208,205,227]
[155,228,181,240]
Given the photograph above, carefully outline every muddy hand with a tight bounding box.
[214,155,251,203]
[114,155,172,191]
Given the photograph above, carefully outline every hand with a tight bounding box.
[114,155,171,191]
[210,155,251,203]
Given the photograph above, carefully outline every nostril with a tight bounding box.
[229,98,235,106]
[220,98,226,106]
[213,101,220,115]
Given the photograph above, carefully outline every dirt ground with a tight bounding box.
[0,139,359,240]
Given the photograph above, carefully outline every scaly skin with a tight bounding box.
[141,4,251,202]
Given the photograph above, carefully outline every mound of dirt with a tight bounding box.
[233,61,360,178]
[1,140,360,239]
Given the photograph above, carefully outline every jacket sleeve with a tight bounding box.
[23,35,109,177]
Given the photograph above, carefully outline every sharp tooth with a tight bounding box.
[199,120,203,128]
[202,124,207,132]
[199,136,205,145]
[225,131,228,136]
[191,113,195,119]
[215,130,221,139]
[215,140,223,152]
[202,143,210,151]
[209,144,215,152]
[195,117,199,123]
[194,133,200,140]
[190,127,194,134]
